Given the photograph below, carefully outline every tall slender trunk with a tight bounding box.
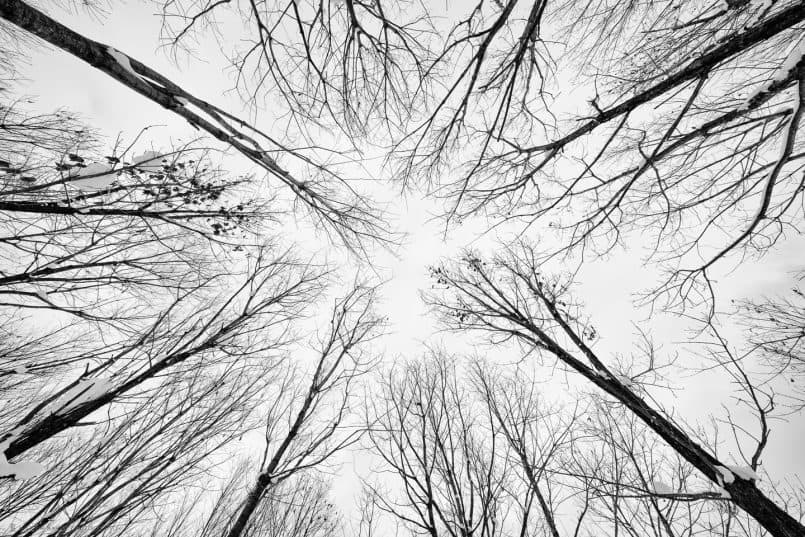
[3,341,214,460]
[522,306,805,537]
[223,384,318,537]
[0,0,336,226]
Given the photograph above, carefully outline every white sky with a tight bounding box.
[10,0,805,523]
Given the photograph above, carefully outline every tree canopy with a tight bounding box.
[1,1,804,537]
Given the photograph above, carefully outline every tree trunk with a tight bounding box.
[532,317,805,537]
[0,0,333,228]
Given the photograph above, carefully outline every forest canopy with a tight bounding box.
[1,1,804,537]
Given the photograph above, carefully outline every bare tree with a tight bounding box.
[425,245,805,537]
[155,0,805,307]
[3,3,805,537]
[364,347,803,537]
[238,474,342,537]
[137,466,342,537]
[561,402,733,537]
[0,359,268,537]
[159,0,431,137]
[472,358,754,537]
[366,352,524,537]
[221,284,383,537]
[0,245,323,466]
[195,471,342,537]
[387,0,805,310]
[0,0,391,252]
[0,53,380,537]
[471,361,586,537]
[11,0,801,303]
[0,98,273,323]
[0,96,333,475]
[737,285,805,408]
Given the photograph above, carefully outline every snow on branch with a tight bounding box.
[0,432,43,480]
[0,0,390,253]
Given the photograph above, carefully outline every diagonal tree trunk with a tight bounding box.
[1,259,317,464]
[0,0,384,250]
[432,255,805,537]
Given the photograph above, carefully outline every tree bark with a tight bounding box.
[0,0,346,232]
[3,341,213,460]
[523,0,805,154]
[519,310,805,537]
[223,385,318,537]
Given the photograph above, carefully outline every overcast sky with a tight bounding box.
[12,0,805,518]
